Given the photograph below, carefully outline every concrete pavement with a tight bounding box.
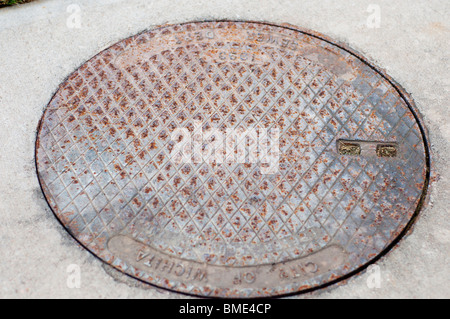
[0,0,448,298]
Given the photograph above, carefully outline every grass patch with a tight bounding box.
[0,0,34,7]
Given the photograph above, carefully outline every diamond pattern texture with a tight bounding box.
[37,22,428,295]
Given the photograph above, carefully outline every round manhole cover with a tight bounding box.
[36,21,430,297]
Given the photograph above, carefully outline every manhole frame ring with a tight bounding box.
[34,20,432,299]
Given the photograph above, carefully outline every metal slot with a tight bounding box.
[338,139,398,158]
[377,144,398,158]
[338,141,361,156]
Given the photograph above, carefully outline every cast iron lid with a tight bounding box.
[36,21,430,298]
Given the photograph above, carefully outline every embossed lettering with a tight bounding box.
[205,31,215,39]
[108,236,348,289]
[160,260,175,274]
[192,269,208,281]
[143,255,156,268]
[140,253,207,282]
[247,32,299,51]
[279,261,320,280]
[175,30,215,45]
[137,249,152,262]
[233,272,257,285]
[175,264,185,276]
[305,262,319,274]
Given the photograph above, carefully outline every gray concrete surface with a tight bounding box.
[0,0,448,299]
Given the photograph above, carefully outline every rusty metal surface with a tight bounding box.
[36,21,430,298]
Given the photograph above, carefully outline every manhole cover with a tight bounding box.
[36,21,430,297]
